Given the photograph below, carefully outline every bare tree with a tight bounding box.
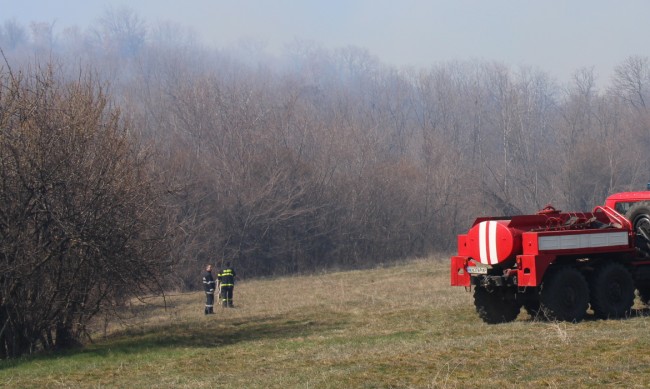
[0,19,28,50]
[29,21,56,54]
[0,63,170,357]
[613,56,649,111]
[97,6,147,58]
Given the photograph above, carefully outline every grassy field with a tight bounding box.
[3,255,650,388]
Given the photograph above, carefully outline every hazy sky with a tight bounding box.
[2,0,649,84]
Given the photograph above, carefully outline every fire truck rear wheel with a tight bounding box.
[523,300,541,319]
[589,263,634,319]
[540,266,589,322]
[473,286,520,324]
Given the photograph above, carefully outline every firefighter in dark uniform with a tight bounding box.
[202,264,216,314]
[217,262,236,308]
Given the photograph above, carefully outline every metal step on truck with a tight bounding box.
[450,188,650,323]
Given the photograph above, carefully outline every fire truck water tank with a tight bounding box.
[465,220,521,265]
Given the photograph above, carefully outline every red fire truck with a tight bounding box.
[450,190,650,323]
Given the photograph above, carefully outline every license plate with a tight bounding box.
[466,266,488,275]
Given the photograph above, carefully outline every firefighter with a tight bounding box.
[217,261,237,308]
[202,264,216,314]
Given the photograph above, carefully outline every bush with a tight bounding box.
[0,64,170,357]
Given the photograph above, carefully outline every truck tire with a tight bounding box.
[473,286,520,324]
[540,266,589,322]
[625,202,650,254]
[589,263,634,319]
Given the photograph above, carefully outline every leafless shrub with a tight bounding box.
[0,62,171,357]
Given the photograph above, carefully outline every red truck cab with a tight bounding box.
[605,190,650,215]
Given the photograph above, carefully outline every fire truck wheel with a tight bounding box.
[589,263,635,319]
[473,286,520,324]
[540,266,589,322]
[523,301,541,319]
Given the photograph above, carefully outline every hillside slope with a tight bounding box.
[2,256,650,388]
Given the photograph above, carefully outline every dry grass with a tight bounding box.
[3,255,650,388]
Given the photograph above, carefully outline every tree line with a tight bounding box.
[1,10,650,355]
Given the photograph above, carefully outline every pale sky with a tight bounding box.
[2,0,649,84]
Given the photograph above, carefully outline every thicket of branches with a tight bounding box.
[129,48,650,285]
[2,10,650,295]
[0,62,171,357]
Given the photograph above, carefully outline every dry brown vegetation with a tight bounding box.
[0,64,171,357]
[3,257,650,388]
